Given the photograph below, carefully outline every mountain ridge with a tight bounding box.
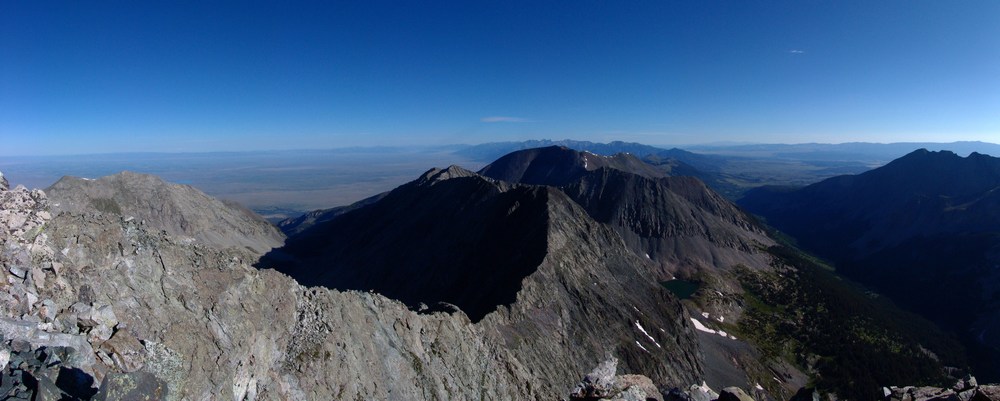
[739,148,1000,380]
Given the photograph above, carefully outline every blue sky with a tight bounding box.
[2,1,998,155]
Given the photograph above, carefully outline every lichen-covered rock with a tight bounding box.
[93,371,167,401]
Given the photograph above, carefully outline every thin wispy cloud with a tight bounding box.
[481,116,529,123]
[789,49,805,54]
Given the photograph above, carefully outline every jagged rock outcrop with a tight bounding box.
[884,375,1000,401]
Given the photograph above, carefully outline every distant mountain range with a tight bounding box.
[454,140,1000,200]
[688,141,1000,162]
[740,149,1000,380]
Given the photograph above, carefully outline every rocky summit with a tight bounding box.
[0,146,995,400]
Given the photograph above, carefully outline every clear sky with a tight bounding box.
[2,1,998,155]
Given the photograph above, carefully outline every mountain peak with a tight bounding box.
[478,146,664,186]
[46,171,284,254]
[418,165,478,184]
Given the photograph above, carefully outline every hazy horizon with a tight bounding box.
[2,138,1000,158]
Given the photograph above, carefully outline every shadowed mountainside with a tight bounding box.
[478,146,773,279]
[739,149,1000,380]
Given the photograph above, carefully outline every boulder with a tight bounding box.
[99,330,146,372]
[688,382,719,401]
[0,317,95,371]
[955,376,979,392]
[719,386,756,401]
[618,374,662,401]
[571,358,619,399]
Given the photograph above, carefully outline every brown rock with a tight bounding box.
[100,330,146,372]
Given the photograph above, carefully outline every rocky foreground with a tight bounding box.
[1,168,998,401]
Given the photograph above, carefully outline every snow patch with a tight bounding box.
[694,381,715,394]
[717,315,725,323]
[645,253,651,259]
[690,318,734,340]
[691,318,716,334]
[635,341,649,353]
[635,321,662,348]
[755,383,764,391]
[701,312,710,319]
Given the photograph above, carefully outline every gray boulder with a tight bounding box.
[571,358,619,399]
[688,382,719,401]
